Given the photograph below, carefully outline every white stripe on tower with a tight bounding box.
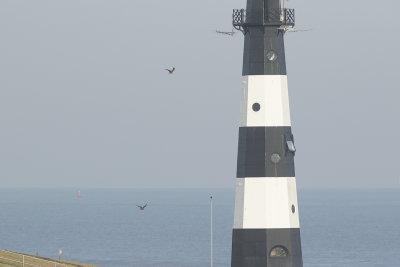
[234,177,299,229]
[240,75,291,127]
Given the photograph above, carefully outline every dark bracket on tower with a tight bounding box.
[285,134,296,155]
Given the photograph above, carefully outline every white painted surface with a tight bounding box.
[233,179,245,228]
[240,75,292,127]
[233,177,300,229]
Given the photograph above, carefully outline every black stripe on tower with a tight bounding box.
[242,0,287,76]
[237,127,295,178]
[231,229,303,267]
[242,28,286,76]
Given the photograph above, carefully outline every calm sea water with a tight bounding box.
[0,188,399,267]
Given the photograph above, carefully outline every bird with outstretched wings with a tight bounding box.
[165,67,175,74]
[136,203,148,210]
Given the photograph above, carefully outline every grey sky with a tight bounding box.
[0,0,399,189]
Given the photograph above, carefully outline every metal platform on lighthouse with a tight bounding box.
[232,8,295,34]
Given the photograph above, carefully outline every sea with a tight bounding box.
[0,188,399,267]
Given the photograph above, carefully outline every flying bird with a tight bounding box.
[136,203,148,210]
[165,67,175,74]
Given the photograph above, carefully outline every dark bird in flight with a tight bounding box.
[165,67,175,74]
[136,203,148,210]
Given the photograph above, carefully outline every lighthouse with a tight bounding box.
[231,0,303,266]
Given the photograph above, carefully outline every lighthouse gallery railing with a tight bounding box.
[233,8,295,33]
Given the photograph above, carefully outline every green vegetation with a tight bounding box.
[0,250,100,267]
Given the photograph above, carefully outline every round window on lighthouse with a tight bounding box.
[266,50,278,62]
[252,103,261,112]
[269,246,288,258]
[271,153,281,163]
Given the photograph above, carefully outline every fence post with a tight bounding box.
[22,255,24,267]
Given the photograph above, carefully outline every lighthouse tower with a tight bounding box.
[231,0,303,266]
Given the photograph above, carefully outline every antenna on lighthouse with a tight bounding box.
[216,27,236,36]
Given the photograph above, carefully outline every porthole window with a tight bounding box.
[269,246,288,258]
[291,205,295,213]
[271,153,281,164]
[266,50,278,62]
[252,103,260,112]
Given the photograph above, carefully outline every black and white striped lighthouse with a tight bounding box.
[231,0,303,266]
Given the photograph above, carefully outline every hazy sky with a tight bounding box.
[1,0,399,189]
